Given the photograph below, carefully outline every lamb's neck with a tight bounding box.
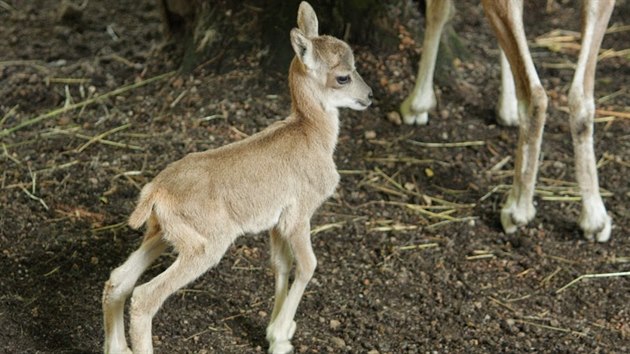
[288,60,339,154]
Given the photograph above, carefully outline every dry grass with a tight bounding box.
[0,71,174,138]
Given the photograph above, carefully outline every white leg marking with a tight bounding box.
[128,227,230,354]
[496,50,519,126]
[569,0,614,242]
[483,0,547,233]
[401,0,453,125]
[266,222,315,354]
[103,235,167,354]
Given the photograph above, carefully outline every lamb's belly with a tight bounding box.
[240,208,283,235]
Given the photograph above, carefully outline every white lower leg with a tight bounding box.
[580,194,611,242]
[266,230,316,354]
[570,90,611,242]
[129,238,226,354]
[103,236,166,354]
[103,277,132,354]
[270,271,290,322]
[401,0,452,125]
[501,91,546,233]
[266,282,306,354]
[269,230,293,323]
[496,50,518,126]
[568,0,614,242]
[129,306,154,354]
[400,80,434,125]
[501,185,536,234]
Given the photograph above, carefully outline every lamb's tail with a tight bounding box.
[128,182,158,229]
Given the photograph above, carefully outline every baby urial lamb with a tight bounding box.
[102,2,372,354]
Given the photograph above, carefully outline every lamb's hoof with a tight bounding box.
[266,320,296,354]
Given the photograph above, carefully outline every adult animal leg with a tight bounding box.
[482,0,548,233]
[568,0,614,241]
[401,0,454,125]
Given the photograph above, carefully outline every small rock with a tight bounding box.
[330,319,341,330]
[386,111,402,125]
[58,115,72,126]
[553,161,566,169]
[365,130,376,139]
[172,77,184,89]
[387,82,402,94]
[331,336,346,348]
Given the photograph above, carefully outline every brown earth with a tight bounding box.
[1,1,629,353]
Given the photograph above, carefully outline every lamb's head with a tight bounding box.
[290,1,373,111]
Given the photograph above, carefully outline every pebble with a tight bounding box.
[331,336,346,348]
[365,130,376,139]
[386,111,402,125]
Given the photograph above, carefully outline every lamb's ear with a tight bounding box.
[297,1,318,38]
[291,28,317,70]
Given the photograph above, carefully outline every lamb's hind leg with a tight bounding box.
[482,0,548,233]
[569,0,614,242]
[129,226,232,354]
[103,217,168,354]
[401,0,453,125]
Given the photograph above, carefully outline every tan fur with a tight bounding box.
[102,2,372,354]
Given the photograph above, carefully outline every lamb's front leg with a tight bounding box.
[267,228,296,345]
[266,221,315,354]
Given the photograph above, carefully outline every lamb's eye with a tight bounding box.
[336,75,351,85]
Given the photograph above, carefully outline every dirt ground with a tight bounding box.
[1,1,629,353]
